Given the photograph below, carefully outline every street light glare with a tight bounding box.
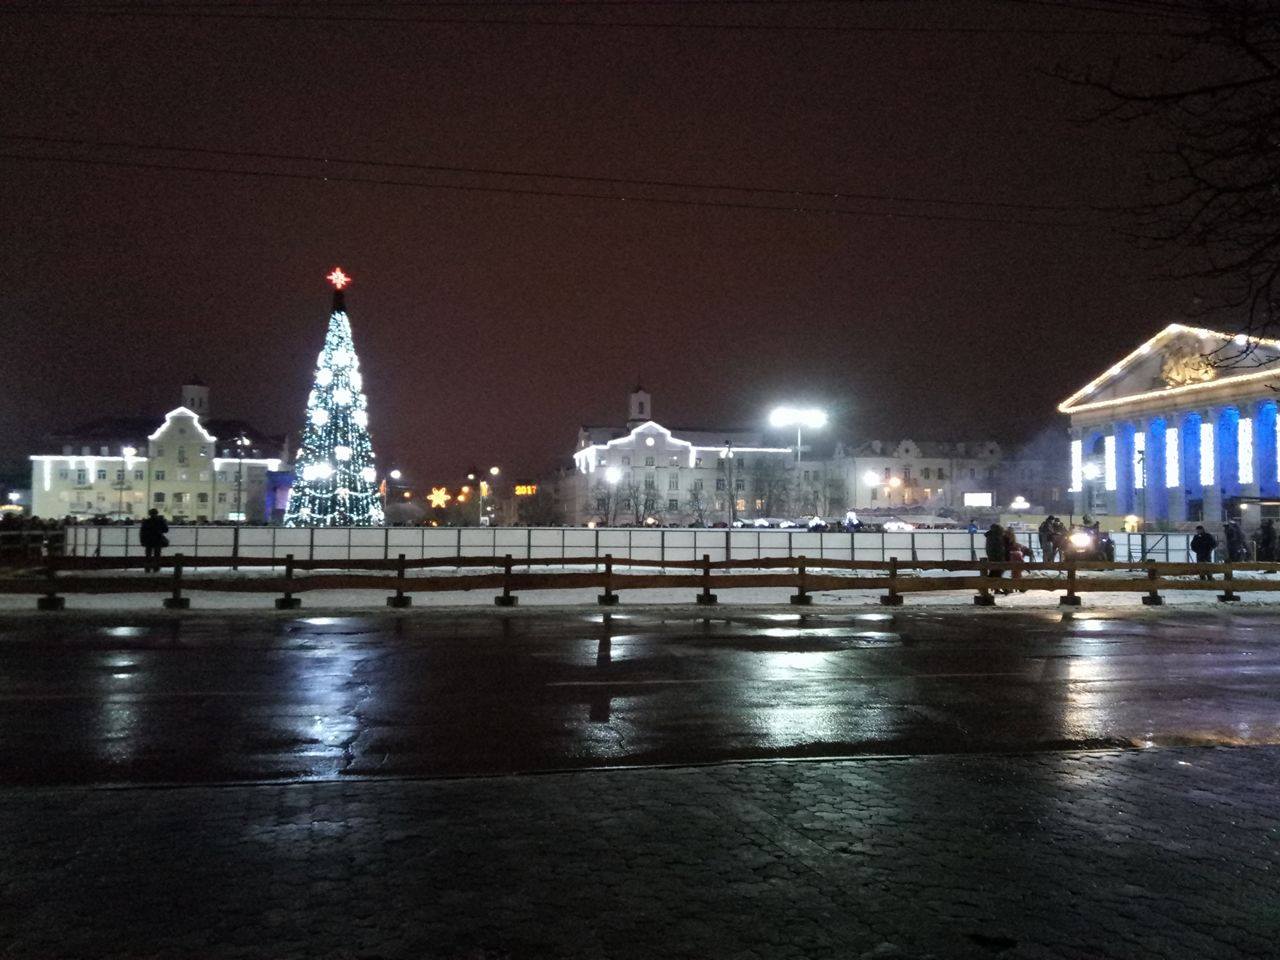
[605,466,623,484]
[769,406,827,429]
[389,469,402,480]
[489,466,500,476]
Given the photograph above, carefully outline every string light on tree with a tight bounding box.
[284,267,385,527]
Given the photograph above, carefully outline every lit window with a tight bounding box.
[1166,427,1179,488]
[1132,431,1146,489]
[154,470,165,481]
[1104,435,1117,491]
[1200,421,1214,486]
[1239,416,1254,484]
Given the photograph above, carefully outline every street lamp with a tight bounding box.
[604,465,622,525]
[120,445,137,519]
[720,441,737,526]
[769,407,828,463]
[234,433,250,523]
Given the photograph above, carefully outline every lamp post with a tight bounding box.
[120,445,137,519]
[605,465,622,526]
[769,406,828,464]
[235,433,250,523]
[384,468,402,516]
[720,441,736,526]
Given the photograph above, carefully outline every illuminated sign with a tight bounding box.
[515,484,538,496]
[963,491,993,508]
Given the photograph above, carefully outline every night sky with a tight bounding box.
[1,2,1200,485]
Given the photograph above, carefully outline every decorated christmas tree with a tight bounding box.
[283,268,385,527]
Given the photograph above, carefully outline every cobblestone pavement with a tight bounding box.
[4,745,1278,960]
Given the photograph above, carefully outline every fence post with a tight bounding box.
[598,554,619,606]
[163,554,190,609]
[388,553,412,608]
[880,555,904,606]
[790,555,812,605]
[1218,565,1241,603]
[36,561,64,611]
[494,553,518,607]
[232,525,240,572]
[308,527,315,563]
[696,552,717,606]
[1141,565,1164,606]
[1060,560,1082,606]
[974,558,996,606]
[276,553,302,609]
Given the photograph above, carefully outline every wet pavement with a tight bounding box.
[3,608,1279,959]
[1,607,1278,786]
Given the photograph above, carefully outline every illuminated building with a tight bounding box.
[29,382,291,523]
[1060,323,1280,524]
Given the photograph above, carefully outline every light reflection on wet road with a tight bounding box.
[0,608,1277,786]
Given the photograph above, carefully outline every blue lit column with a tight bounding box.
[1201,407,1224,523]
[1258,400,1279,499]
[1146,418,1169,523]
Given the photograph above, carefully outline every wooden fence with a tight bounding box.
[3,553,1277,611]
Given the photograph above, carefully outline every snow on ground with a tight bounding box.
[2,562,1277,612]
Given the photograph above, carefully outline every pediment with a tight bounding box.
[1059,324,1280,415]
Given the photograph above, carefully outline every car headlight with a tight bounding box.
[1069,531,1093,549]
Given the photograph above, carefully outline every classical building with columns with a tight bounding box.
[1060,323,1280,527]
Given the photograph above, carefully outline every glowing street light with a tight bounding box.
[769,406,828,463]
[605,465,623,485]
[389,469,402,480]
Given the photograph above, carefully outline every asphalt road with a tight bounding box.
[2,606,1277,786]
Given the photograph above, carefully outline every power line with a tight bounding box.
[0,2,1188,34]
[0,134,1084,213]
[0,150,1098,228]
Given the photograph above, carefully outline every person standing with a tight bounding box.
[1259,519,1277,564]
[985,522,1007,585]
[1038,516,1056,563]
[139,508,169,573]
[1224,519,1248,562]
[1190,524,1217,581]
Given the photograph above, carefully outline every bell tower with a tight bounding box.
[627,386,652,428]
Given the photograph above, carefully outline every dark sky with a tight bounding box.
[1,1,1200,485]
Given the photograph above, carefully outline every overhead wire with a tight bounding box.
[0,133,1085,213]
[0,150,1100,228]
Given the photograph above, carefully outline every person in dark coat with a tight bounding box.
[1223,519,1248,563]
[1259,519,1277,564]
[1190,524,1217,581]
[1038,516,1056,563]
[139,508,169,573]
[985,523,1007,581]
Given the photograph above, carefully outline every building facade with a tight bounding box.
[565,389,795,526]
[30,383,291,523]
[1060,323,1280,526]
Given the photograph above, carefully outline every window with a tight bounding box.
[115,470,124,482]
[58,470,69,481]
[884,467,891,480]
[179,472,189,482]
[803,470,811,481]
[644,475,656,489]
[596,497,608,511]
[643,498,655,512]
[638,400,646,415]
[735,478,745,491]
[668,498,679,511]
[715,478,726,491]
[177,446,187,463]
[76,470,87,485]
[922,467,932,480]
[97,469,107,480]
[755,499,764,509]
[937,468,946,480]
[871,488,879,502]
[200,446,209,456]
[198,493,209,504]
[668,475,679,490]
[199,471,209,482]
[134,470,144,481]
[644,456,654,467]
[695,458,703,468]
[173,493,185,504]
[693,479,704,491]
[669,457,680,467]
[155,447,164,457]
[154,470,166,481]
[217,472,227,482]
[735,498,746,512]
[217,492,227,503]
[621,457,630,466]
[99,445,108,456]
[154,492,166,503]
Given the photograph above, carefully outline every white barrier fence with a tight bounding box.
[65,525,1196,565]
